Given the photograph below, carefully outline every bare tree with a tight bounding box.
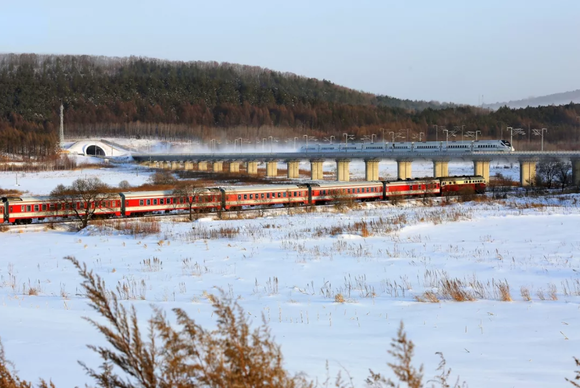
[555,162,572,192]
[172,181,207,221]
[50,178,116,229]
[536,161,561,189]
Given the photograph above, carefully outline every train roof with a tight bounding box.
[120,189,217,198]
[219,184,305,193]
[309,181,383,188]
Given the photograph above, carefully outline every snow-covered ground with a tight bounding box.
[1,194,579,387]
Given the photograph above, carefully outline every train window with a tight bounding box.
[42,204,46,211]
[147,199,151,205]
[243,194,247,200]
[277,192,281,198]
[283,192,287,197]
[238,195,241,200]
[34,205,39,212]
[27,205,32,212]
[260,193,264,199]
[153,199,158,205]
[139,200,144,206]
[267,193,270,199]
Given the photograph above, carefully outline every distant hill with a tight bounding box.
[483,90,580,110]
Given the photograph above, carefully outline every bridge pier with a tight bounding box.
[213,161,223,172]
[287,161,300,178]
[520,160,537,186]
[163,161,172,169]
[310,160,324,180]
[198,161,208,171]
[184,161,193,170]
[473,160,490,182]
[433,160,449,178]
[572,159,580,187]
[266,161,278,177]
[397,160,412,180]
[228,161,240,173]
[364,159,380,181]
[336,159,350,182]
[171,161,179,170]
[247,161,258,175]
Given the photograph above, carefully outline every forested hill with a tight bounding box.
[0,53,447,125]
[1,53,580,157]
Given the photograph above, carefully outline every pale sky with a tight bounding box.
[1,0,579,105]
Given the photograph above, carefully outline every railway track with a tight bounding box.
[1,195,459,232]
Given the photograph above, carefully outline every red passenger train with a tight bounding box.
[1,175,486,224]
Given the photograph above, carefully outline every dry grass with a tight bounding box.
[520,286,531,302]
[334,293,345,303]
[415,291,440,303]
[568,357,580,387]
[548,284,558,301]
[105,218,161,236]
[496,280,512,302]
[440,278,475,302]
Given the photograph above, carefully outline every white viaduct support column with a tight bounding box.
[247,161,258,175]
[287,161,300,178]
[163,161,172,169]
[364,159,380,181]
[397,160,412,180]
[171,161,179,170]
[520,160,537,186]
[198,161,208,171]
[433,160,449,178]
[336,159,350,182]
[184,161,193,170]
[266,161,278,177]
[473,160,490,182]
[213,161,223,172]
[310,160,324,180]
[228,161,240,173]
[572,159,580,187]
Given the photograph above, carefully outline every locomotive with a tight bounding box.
[1,176,485,225]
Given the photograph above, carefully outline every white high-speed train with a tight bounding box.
[299,140,514,153]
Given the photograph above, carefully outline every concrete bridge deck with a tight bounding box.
[132,151,580,186]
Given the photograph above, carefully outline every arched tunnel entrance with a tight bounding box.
[86,145,106,156]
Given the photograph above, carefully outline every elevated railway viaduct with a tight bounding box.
[131,151,580,187]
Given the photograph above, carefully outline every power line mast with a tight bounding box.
[59,103,64,147]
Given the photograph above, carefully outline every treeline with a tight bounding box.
[1,53,580,157]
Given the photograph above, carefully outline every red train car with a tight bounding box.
[0,202,4,224]
[309,182,383,204]
[219,185,308,210]
[384,178,440,199]
[120,189,221,216]
[3,196,121,224]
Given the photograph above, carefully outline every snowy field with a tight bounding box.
[1,192,580,387]
[0,150,573,386]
